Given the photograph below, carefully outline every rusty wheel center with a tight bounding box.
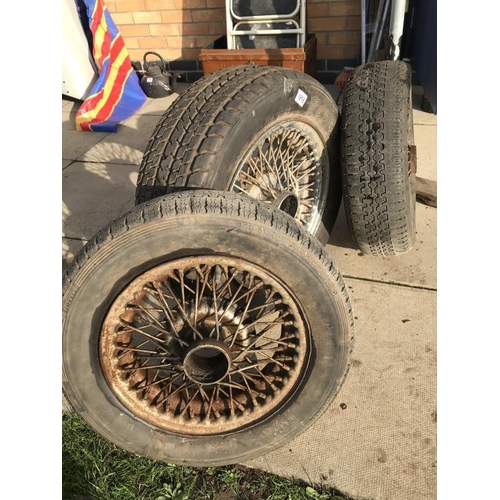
[100,256,309,435]
[183,340,232,384]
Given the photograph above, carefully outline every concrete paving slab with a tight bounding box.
[77,114,162,165]
[62,98,81,112]
[62,160,138,240]
[327,203,436,289]
[62,160,73,170]
[62,111,111,161]
[414,124,437,182]
[245,279,437,500]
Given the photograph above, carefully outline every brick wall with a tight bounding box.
[105,0,361,81]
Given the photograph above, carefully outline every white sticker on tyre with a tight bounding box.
[295,89,308,107]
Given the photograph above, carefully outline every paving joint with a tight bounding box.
[343,275,437,292]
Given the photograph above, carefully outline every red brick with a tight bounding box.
[317,45,344,59]
[138,37,168,49]
[112,12,134,24]
[308,3,329,17]
[191,8,224,22]
[161,10,189,23]
[144,0,175,9]
[115,0,145,12]
[181,23,209,35]
[128,48,151,61]
[346,15,361,30]
[132,11,162,24]
[150,24,180,36]
[344,45,360,58]
[166,37,185,49]
[208,22,226,36]
[309,17,346,32]
[159,48,184,60]
[124,37,139,49]
[314,32,328,47]
[328,30,360,45]
[328,1,360,17]
[174,0,205,8]
[119,24,150,36]
[168,35,214,49]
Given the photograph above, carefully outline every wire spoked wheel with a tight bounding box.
[135,66,342,245]
[101,256,309,435]
[231,122,327,235]
[63,191,353,466]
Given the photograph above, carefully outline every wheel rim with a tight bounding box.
[100,256,310,435]
[231,122,328,234]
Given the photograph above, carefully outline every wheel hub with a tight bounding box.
[183,340,232,384]
[274,192,299,218]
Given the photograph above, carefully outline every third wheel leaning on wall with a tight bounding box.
[135,65,342,245]
[341,60,417,257]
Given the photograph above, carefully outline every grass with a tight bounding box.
[62,412,348,500]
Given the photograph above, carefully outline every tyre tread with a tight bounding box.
[341,60,415,256]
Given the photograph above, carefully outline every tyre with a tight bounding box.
[63,190,353,466]
[341,60,416,256]
[135,65,342,245]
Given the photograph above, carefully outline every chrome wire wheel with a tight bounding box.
[100,256,310,435]
[231,122,328,235]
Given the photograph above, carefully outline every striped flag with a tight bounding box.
[76,0,147,132]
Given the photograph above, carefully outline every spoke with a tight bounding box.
[121,363,176,372]
[179,270,187,312]
[203,385,221,419]
[136,286,189,346]
[196,265,212,310]
[232,316,288,362]
[212,268,221,339]
[238,168,268,192]
[245,155,277,198]
[118,346,165,356]
[206,271,250,338]
[250,362,281,390]
[169,269,196,297]
[235,309,287,338]
[119,320,177,353]
[240,372,260,405]
[244,297,282,314]
[155,377,196,406]
[228,359,271,375]
[251,349,292,371]
[227,375,246,412]
[229,279,261,348]
[162,280,204,340]
[180,388,200,417]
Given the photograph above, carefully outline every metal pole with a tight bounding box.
[388,0,406,60]
[367,0,391,63]
[361,0,366,64]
